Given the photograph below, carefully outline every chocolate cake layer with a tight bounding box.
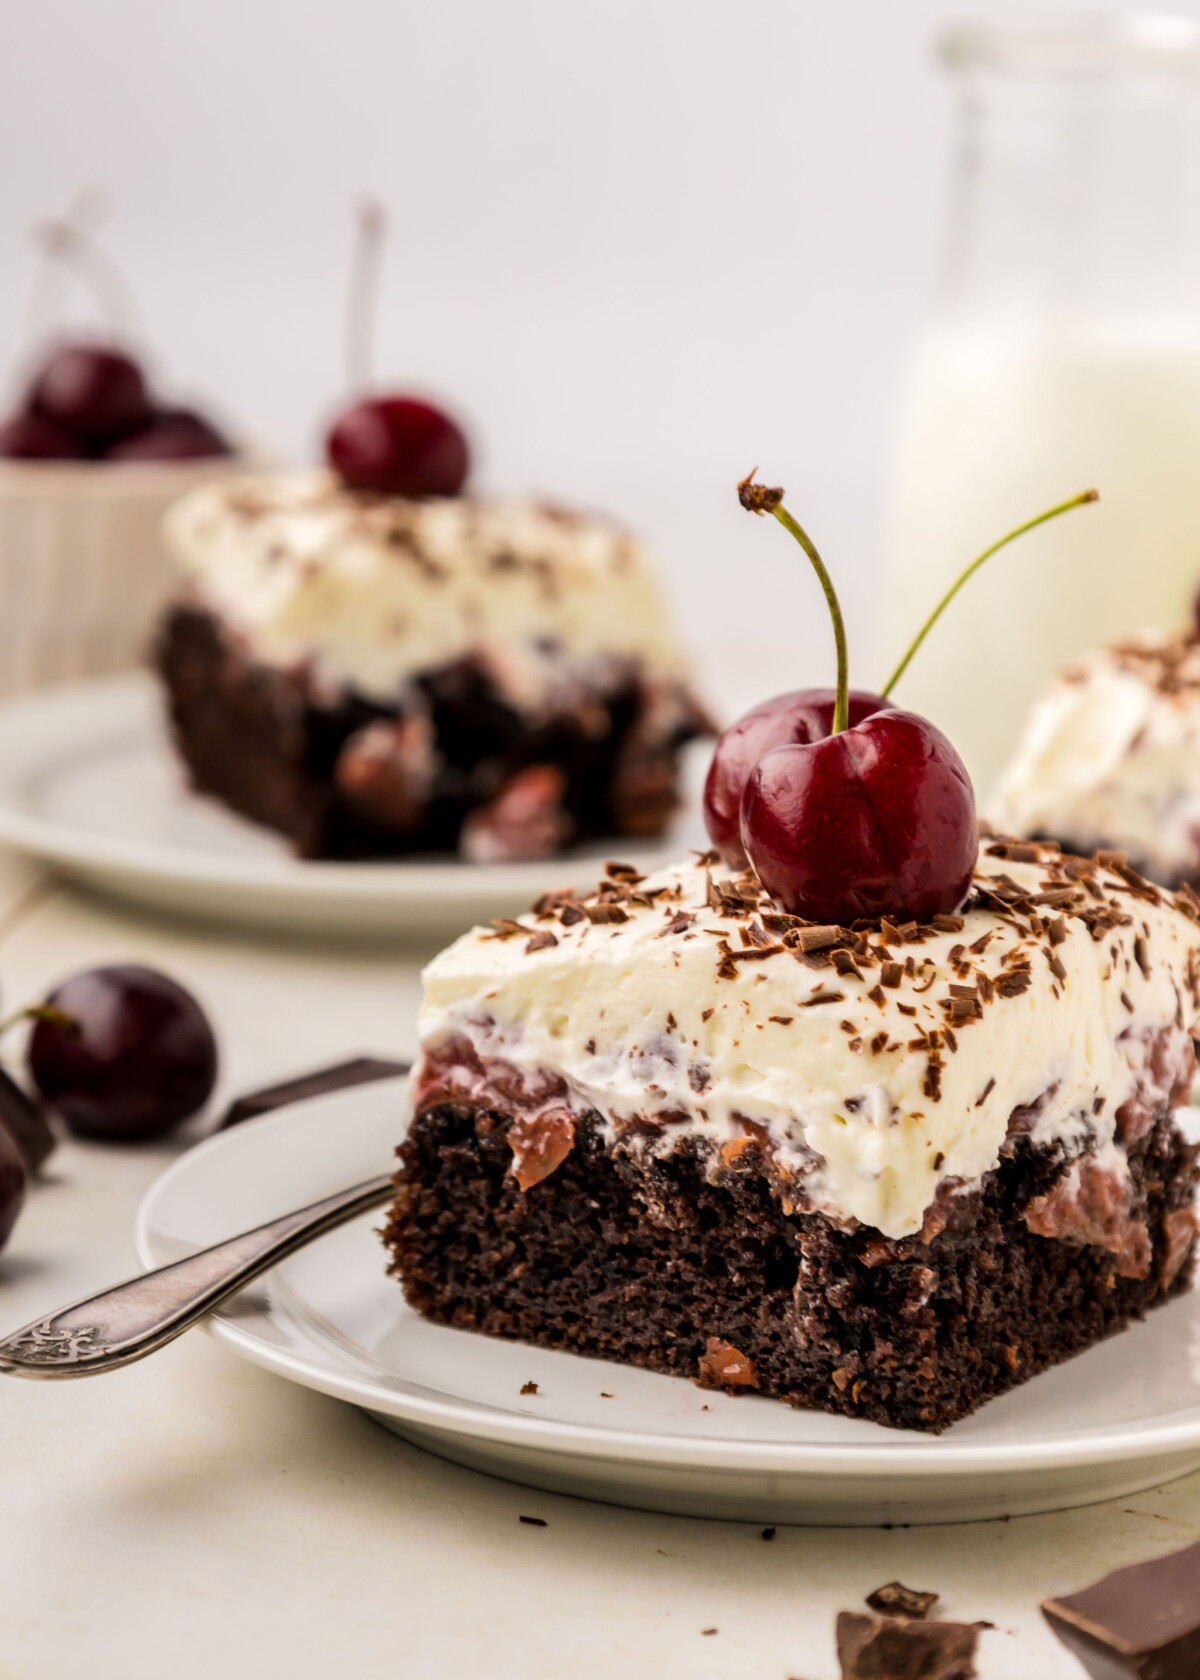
[385,1103,1198,1433]
[155,605,708,861]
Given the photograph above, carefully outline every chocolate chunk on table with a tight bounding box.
[837,1609,984,1679]
[218,1057,410,1129]
[1041,1537,1200,1678]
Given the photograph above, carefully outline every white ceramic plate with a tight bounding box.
[135,1081,1200,1526]
[0,674,702,941]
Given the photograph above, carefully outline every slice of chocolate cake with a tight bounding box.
[384,838,1200,1433]
[991,630,1200,890]
[156,473,711,860]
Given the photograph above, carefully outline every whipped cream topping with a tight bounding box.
[416,841,1200,1239]
[164,472,689,704]
[990,632,1200,886]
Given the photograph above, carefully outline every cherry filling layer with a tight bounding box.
[413,1033,575,1191]
[412,1024,1198,1265]
[1116,1022,1197,1144]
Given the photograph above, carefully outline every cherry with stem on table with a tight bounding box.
[27,965,218,1144]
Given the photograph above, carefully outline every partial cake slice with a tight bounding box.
[991,630,1200,889]
[385,838,1200,1432]
[156,473,710,860]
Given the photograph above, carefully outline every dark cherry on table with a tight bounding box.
[28,964,218,1143]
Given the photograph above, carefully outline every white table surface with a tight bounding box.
[0,851,1196,1680]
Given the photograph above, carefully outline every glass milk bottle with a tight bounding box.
[882,14,1200,794]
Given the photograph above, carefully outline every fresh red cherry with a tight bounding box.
[0,1121,26,1253]
[28,964,218,1142]
[730,473,1095,923]
[106,407,232,462]
[0,411,86,460]
[704,688,891,867]
[741,709,977,923]
[29,342,151,445]
[326,395,469,497]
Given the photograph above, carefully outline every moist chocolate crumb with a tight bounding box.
[697,1336,758,1391]
[520,1380,539,1395]
[865,1581,939,1619]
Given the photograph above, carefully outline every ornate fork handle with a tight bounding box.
[0,1173,394,1379]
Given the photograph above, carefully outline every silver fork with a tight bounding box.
[0,1173,394,1379]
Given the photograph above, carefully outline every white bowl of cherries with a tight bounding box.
[0,333,250,697]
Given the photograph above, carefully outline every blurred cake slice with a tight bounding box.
[991,630,1200,888]
[156,472,711,860]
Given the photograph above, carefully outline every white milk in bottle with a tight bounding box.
[882,17,1200,792]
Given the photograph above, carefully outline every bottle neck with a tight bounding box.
[940,54,1200,333]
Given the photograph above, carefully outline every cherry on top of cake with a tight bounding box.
[704,473,1098,927]
[322,201,469,501]
[0,198,232,465]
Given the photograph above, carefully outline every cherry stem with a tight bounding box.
[30,191,138,344]
[881,488,1099,700]
[771,502,850,734]
[345,198,387,393]
[0,1003,77,1044]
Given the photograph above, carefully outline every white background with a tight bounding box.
[4,0,1200,708]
